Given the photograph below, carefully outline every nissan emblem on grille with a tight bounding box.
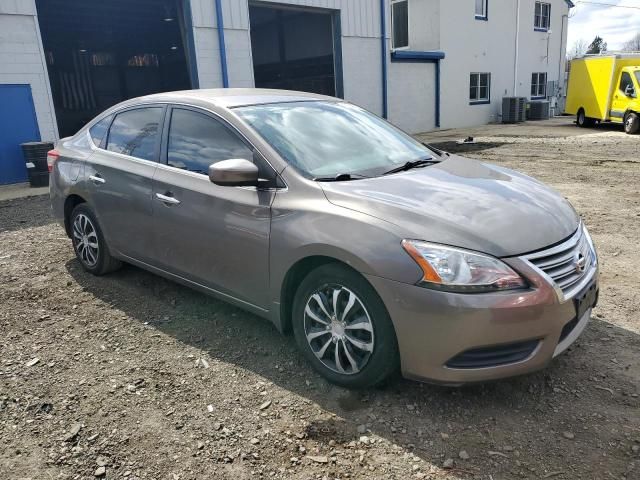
[574,252,586,274]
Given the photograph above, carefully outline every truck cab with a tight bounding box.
[611,66,640,133]
[565,54,640,134]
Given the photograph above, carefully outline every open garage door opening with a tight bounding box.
[36,0,196,137]
[249,3,342,97]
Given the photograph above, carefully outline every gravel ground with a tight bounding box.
[1,118,639,480]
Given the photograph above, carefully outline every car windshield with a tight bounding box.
[635,70,640,87]
[234,101,435,179]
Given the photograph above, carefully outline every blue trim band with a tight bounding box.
[391,50,446,61]
[215,0,229,88]
[380,0,388,119]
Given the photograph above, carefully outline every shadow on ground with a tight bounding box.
[65,257,640,477]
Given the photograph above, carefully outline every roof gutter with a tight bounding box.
[215,0,229,88]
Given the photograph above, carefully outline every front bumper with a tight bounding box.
[365,258,598,385]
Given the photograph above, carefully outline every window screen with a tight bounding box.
[167,108,254,175]
[391,0,409,49]
[106,107,162,161]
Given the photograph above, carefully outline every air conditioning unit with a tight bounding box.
[528,100,550,120]
[502,97,527,123]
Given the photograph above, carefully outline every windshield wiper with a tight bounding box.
[313,173,370,182]
[382,158,439,176]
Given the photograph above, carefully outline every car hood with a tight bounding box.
[320,155,579,257]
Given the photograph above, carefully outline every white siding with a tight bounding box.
[0,0,58,142]
[438,0,570,129]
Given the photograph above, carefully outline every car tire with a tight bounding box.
[292,263,400,389]
[624,112,640,134]
[70,204,122,276]
[577,109,595,128]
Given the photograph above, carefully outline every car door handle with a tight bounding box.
[89,174,105,185]
[155,192,181,205]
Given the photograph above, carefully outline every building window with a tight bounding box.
[534,1,551,31]
[475,0,488,20]
[391,0,409,50]
[470,73,491,104]
[531,72,547,98]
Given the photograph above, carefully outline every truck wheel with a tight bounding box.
[624,112,640,134]
[577,109,595,128]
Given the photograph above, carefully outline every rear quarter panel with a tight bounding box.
[49,133,93,228]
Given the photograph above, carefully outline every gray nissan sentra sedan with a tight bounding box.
[49,89,599,388]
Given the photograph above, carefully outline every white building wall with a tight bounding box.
[190,0,384,117]
[0,0,58,142]
[438,0,570,129]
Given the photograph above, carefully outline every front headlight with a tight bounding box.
[402,240,527,293]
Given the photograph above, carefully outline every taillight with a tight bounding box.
[47,150,59,173]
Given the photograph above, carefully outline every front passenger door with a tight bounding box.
[152,107,277,309]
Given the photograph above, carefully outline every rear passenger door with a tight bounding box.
[85,105,164,263]
[152,106,277,309]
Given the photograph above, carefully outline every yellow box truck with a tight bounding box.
[565,53,640,134]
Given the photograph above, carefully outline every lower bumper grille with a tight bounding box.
[559,317,579,343]
[446,339,540,369]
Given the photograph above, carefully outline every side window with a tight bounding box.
[167,108,254,175]
[620,72,634,93]
[89,115,113,148]
[475,0,488,20]
[106,107,163,161]
[531,72,547,98]
[391,0,409,50]
[534,1,551,30]
[470,72,491,103]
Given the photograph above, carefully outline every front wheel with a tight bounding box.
[292,263,399,388]
[624,112,640,134]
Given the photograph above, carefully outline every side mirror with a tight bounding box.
[625,84,636,97]
[208,159,259,186]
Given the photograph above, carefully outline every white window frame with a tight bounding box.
[475,0,488,20]
[391,0,409,50]
[470,72,491,104]
[534,1,551,31]
[531,72,547,98]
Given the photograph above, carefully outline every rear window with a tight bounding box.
[89,115,113,147]
[106,107,163,161]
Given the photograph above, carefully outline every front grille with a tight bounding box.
[445,339,540,369]
[522,225,596,299]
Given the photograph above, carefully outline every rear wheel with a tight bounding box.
[70,204,121,275]
[292,263,399,389]
[624,112,640,134]
[577,108,595,128]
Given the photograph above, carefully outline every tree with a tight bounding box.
[568,39,589,59]
[586,36,607,55]
[622,32,640,52]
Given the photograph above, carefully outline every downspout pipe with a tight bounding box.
[215,0,229,88]
[380,0,388,118]
[513,0,521,95]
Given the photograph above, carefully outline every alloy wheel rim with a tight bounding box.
[303,284,374,375]
[72,213,99,267]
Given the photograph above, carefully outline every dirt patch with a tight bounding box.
[1,119,639,479]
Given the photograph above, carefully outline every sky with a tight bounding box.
[568,0,640,51]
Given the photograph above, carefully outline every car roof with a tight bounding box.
[126,88,338,109]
